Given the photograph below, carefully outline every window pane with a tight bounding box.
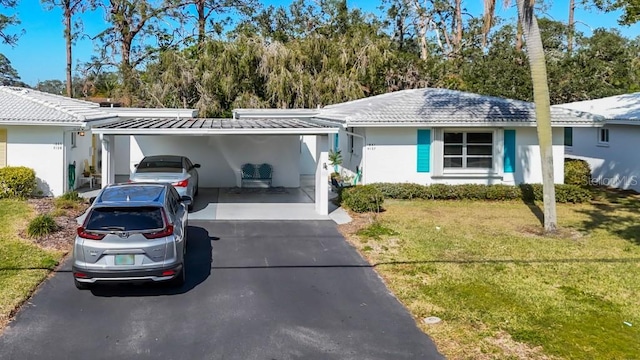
[444,157,463,168]
[467,157,493,168]
[467,132,493,143]
[467,145,492,155]
[444,145,463,155]
[564,127,573,146]
[444,132,463,143]
[85,207,164,231]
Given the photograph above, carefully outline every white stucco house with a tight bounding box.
[555,92,640,192]
[0,86,196,197]
[1,85,603,217]
[238,88,601,187]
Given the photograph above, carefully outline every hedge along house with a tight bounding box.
[0,86,196,196]
[313,88,602,186]
[555,92,640,192]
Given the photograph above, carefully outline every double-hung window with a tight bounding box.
[443,132,493,169]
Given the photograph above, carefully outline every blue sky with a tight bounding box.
[1,0,638,86]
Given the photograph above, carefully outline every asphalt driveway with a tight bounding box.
[0,220,443,360]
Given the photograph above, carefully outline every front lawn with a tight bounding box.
[0,199,60,329]
[340,194,640,359]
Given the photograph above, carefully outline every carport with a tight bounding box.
[92,118,339,218]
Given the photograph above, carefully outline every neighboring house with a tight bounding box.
[0,86,196,196]
[555,92,640,192]
[240,88,601,187]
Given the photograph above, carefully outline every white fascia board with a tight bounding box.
[92,127,339,135]
[342,121,603,128]
[0,120,87,127]
[100,108,198,118]
[604,119,640,125]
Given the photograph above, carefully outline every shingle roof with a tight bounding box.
[318,88,602,126]
[93,117,338,135]
[0,86,114,124]
[553,92,640,121]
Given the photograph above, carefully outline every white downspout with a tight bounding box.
[343,127,366,184]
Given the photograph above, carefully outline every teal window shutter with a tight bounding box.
[334,134,339,151]
[503,130,516,173]
[417,129,431,173]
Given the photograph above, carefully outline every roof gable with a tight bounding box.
[318,88,601,127]
[0,86,114,124]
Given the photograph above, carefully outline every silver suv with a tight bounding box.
[72,183,190,290]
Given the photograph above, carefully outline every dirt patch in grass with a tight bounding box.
[22,198,88,252]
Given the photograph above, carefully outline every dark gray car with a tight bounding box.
[72,183,190,289]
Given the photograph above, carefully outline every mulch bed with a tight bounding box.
[23,198,90,253]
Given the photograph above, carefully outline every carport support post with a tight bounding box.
[315,135,329,215]
[100,134,115,187]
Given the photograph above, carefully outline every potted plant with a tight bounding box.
[328,150,343,180]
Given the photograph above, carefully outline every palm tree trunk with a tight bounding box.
[568,0,575,53]
[516,0,557,232]
[64,2,73,97]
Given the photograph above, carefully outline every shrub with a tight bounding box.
[369,182,592,204]
[27,214,58,238]
[342,185,384,213]
[54,191,83,209]
[565,159,592,187]
[0,166,36,199]
[371,183,427,199]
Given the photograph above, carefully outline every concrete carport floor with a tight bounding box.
[0,220,444,360]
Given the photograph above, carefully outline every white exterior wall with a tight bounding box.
[114,135,131,175]
[66,129,94,191]
[354,126,565,185]
[130,135,301,187]
[568,125,640,191]
[300,135,317,175]
[5,126,64,196]
[515,127,565,185]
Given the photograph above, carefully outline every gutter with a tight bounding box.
[91,127,339,135]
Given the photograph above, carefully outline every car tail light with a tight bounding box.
[173,179,189,187]
[162,270,176,276]
[143,209,174,239]
[77,227,105,240]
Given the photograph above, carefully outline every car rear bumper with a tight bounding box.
[72,264,183,284]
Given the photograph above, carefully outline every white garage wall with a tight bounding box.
[130,135,301,187]
[300,135,317,175]
[6,126,64,196]
[569,125,640,191]
[66,129,93,191]
[114,135,131,175]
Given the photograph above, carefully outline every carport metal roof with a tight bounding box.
[92,117,338,135]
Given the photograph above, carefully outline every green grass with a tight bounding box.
[0,199,60,328]
[342,198,640,359]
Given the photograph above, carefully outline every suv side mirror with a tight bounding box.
[89,196,97,204]
[193,164,201,169]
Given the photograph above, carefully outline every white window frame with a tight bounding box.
[597,128,610,147]
[432,128,503,178]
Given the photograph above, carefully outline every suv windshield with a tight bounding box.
[136,157,183,173]
[85,207,164,231]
